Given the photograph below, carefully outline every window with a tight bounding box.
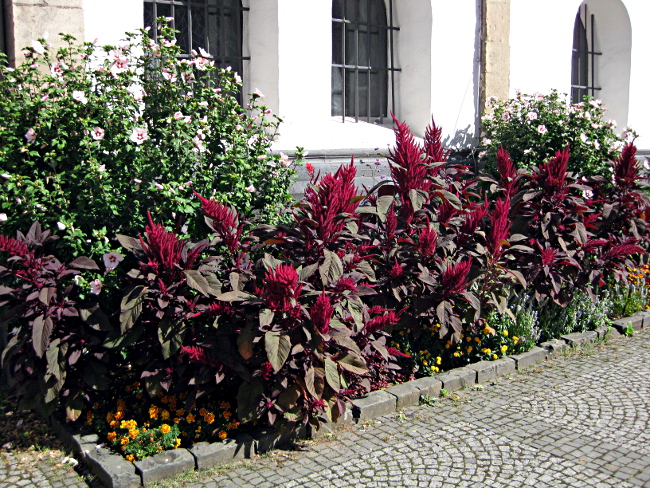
[331,0,399,123]
[144,0,248,80]
[571,4,601,103]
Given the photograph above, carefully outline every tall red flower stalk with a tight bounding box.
[613,143,639,190]
[311,292,334,334]
[441,257,472,298]
[496,146,518,198]
[536,145,570,195]
[140,212,184,273]
[423,117,450,178]
[487,197,511,262]
[0,235,30,257]
[388,114,429,223]
[304,160,360,244]
[194,192,241,253]
[259,264,303,313]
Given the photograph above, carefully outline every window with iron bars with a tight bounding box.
[331,0,400,123]
[571,4,601,104]
[144,0,249,82]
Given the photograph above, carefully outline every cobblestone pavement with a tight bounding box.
[2,330,650,488]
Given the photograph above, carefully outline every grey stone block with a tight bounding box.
[408,376,442,399]
[632,311,650,328]
[385,383,421,409]
[612,314,643,333]
[493,357,516,377]
[540,339,569,359]
[466,361,497,384]
[134,448,195,486]
[309,408,354,439]
[48,416,99,462]
[189,439,246,470]
[351,390,396,422]
[510,347,547,370]
[84,446,141,488]
[597,325,621,339]
[561,330,598,346]
[250,424,308,454]
[436,368,476,392]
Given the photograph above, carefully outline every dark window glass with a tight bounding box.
[144,0,248,81]
[571,5,600,104]
[332,0,399,122]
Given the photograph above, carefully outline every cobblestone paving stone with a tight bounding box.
[2,330,649,487]
[0,451,88,488]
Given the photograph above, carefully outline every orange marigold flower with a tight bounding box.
[199,408,207,416]
[161,410,170,420]
[107,432,118,442]
[129,429,139,439]
[204,413,215,424]
[176,409,185,417]
[110,420,119,429]
[186,413,195,423]
[220,402,231,410]
[149,405,159,420]
[222,411,232,419]
[106,412,115,423]
[114,411,124,420]
[126,454,135,462]
[120,436,129,446]
[160,424,171,434]
[173,417,181,424]
[218,430,228,440]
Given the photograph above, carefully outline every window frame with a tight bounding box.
[331,0,400,123]
[571,4,601,104]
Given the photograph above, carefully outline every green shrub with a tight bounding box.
[479,89,632,177]
[485,297,540,354]
[0,20,296,259]
[537,290,612,341]
[609,265,649,318]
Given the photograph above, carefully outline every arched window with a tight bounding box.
[571,4,600,103]
[144,0,248,80]
[331,0,399,123]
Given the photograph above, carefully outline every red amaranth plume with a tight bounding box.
[613,143,639,189]
[385,204,397,241]
[389,114,429,223]
[460,201,488,236]
[311,292,334,334]
[304,159,360,244]
[423,117,449,177]
[364,310,400,336]
[437,199,457,226]
[140,212,183,272]
[539,247,559,266]
[194,192,241,253]
[181,345,221,368]
[602,242,645,261]
[536,145,570,194]
[0,235,30,257]
[496,146,518,197]
[260,264,303,313]
[417,225,438,258]
[387,346,411,358]
[442,257,472,298]
[487,197,511,261]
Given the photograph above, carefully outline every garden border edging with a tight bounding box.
[46,313,644,487]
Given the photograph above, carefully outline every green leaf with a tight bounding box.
[265,330,291,372]
[336,351,368,374]
[376,195,394,222]
[324,357,340,392]
[158,317,185,359]
[408,189,428,212]
[32,314,53,358]
[320,249,344,286]
[356,260,376,281]
[69,256,99,270]
[119,285,147,334]
[216,290,255,302]
[116,234,142,252]
[298,263,319,281]
[259,308,274,328]
[184,269,211,297]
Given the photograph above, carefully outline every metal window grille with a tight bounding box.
[571,4,601,103]
[144,0,249,80]
[331,0,400,123]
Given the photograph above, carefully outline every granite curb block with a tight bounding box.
[44,314,634,487]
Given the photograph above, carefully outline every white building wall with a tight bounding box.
[624,1,650,150]
[83,0,142,46]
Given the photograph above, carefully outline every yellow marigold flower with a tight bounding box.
[502,330,508,337]
[186,413,196,423]
[205,413,215,424]
[218,430,228,440]
[129,429,139,439]
[161,410,170,420]
[513,336,519,344]
[474,337,481,343]
[160,424,171,434]
[493,354,498,360]
[467,346,473,353]
[483,327,491,335]
[107,432,117,442]
[436,356,442,365]
[174,438,181,449]
[422,360,428,366]
[149,405,159,420]
[126,454,135,462]
[453,352,459,357]
[501,345,508,353]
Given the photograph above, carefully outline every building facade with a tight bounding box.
[1,0,648,163]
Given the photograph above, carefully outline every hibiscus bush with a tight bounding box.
[479,89,633,177]
[0,20,297,260]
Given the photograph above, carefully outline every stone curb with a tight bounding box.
[45,319,629,487]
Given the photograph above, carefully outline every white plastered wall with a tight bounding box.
[83,0,143,46]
